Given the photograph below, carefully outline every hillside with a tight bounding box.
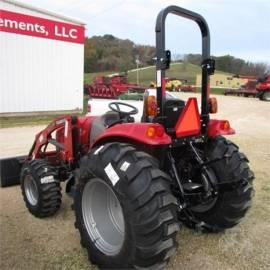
[128,62,201,85]
[84,62,231,86]
[85,35,155,73]
[84,35,269,77]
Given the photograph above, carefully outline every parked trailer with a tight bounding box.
[150,78,196,92]
[85,74,146,98]
[224,75,270,101]
[224,88,258,97]
[256,75,270,101]
[224,77,258,97]
[180,84,196,92]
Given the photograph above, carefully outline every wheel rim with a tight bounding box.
[24,175,39,206]
[82,179,125,256]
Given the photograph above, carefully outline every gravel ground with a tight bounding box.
[0,94,269,270]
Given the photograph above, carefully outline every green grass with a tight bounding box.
[0,115,60,128]
[128,63,231,88]
[127,63,201,86]
[210,88,226,95]
[83,64,203,85]
[84,63,231,88]
[195,87,225,95]
[0,96,89,128]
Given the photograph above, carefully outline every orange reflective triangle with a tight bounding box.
[175,98,201,137]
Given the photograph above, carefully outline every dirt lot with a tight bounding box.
[0,94,269,270]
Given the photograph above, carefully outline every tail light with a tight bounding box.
[208,119,235,137]
[146,95,157,117]
[209,97,218,113]
[221,120,231,130]
[146,125,165,138]
[146,127,156,138]
[87,103,91,113]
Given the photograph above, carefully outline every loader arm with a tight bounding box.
[29,116,75,162]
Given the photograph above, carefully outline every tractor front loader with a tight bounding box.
[0,6,254,270]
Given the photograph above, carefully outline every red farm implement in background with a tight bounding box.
[256,74,270,101]
[84,74,146,98]
[179,82,196,92]
[224,74,270,101]
[224,75,258,97]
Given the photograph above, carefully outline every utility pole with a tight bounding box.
[135,55,140,85]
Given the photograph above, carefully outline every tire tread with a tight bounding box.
[20,159,62,218]
[74,143,179,269]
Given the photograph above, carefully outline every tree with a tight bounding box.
[84,35,270,77]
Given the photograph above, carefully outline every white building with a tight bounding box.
[0,0,85,115]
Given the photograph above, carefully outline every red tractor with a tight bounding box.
[256,74,270,101]
[0,6,254,269]
[85,74,146,98]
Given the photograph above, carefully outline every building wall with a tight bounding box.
[0,1,85,114]
[196,74,248,89]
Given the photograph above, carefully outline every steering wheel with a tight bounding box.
[109,102,138,117]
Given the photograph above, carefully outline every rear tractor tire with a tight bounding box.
[74,143,180,269]
[20,159,62,218]
[182,137,254,232]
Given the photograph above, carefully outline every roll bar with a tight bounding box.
[155,6,215,132]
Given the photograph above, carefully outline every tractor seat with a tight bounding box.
[163,98,185,129]
[90,111,120,145]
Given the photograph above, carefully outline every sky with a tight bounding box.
[26,0,270,64]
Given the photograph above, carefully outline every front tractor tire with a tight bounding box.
[74,143,180,269]
[262,91,270,101]
[20,160,62,218]
[185,137,254,232]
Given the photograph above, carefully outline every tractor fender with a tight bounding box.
[207,119,235,137]
[92,123,171,148]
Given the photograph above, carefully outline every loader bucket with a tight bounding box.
[0,156,27,187]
